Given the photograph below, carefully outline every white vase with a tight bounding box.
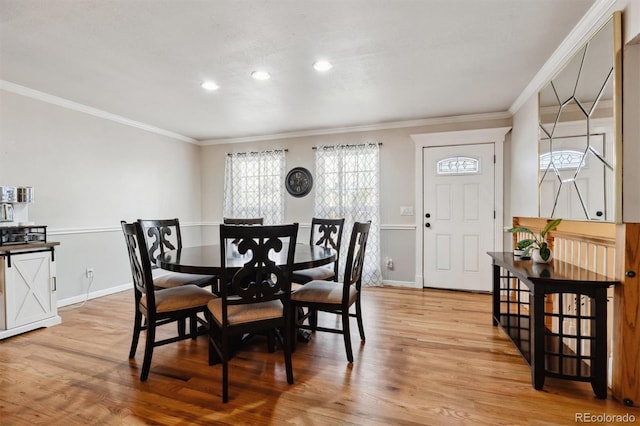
[532,248,553,264]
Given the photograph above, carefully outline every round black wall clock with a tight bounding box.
[285,167,313,197]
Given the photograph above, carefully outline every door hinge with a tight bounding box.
[494,210,496,219]
[493,154,496,163]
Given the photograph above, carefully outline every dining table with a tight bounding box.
[157,242,336,346]
[157,243,336,276]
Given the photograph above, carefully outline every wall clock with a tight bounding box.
[285,167,313,197]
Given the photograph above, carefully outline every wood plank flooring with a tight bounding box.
[0,287,637,425]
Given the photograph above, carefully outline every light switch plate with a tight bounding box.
[400,206,414,216]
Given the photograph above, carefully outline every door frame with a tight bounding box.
[411,127,511,288]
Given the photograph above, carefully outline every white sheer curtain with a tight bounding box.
[314,143,382,286]
[223,150,285,224]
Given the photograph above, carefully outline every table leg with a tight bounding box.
[591,290,608,399]
[492,264,500,326]
[531,290,546,390]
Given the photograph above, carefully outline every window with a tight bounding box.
[436,156,479,175]
[223,150,285,224]
[539,150,586,170]
[314,143,382,286]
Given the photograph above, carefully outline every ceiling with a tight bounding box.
[0,0,596,143]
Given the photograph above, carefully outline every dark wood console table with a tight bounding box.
[488,252,618,399]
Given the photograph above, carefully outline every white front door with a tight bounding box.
[423,143,495,292]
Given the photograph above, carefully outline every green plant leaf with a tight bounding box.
[539,244,551,260]
[541,219,562,238]
[517,239,536,249]
[508,227,535,235]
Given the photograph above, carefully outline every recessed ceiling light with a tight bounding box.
[313,60,333,72]
[251,70,271,81]
[201,81,219,91]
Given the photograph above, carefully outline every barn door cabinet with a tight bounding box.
[0,242,61,339]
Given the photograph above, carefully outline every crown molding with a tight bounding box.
[0,80,197,144]
[1,80,512,146]
[509,0,618,115]
[198,111,512,145]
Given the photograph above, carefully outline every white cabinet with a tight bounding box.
[0,244,61,339]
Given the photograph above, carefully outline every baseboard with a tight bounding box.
[381,280,420,289]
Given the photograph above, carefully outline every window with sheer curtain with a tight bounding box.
[314,143,382,286]
[223,150,285,224]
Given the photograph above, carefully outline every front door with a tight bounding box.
[423,143,495,292]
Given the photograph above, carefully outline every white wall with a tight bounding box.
[510,94,540,220]
[0,90,203,302]
[0,85,511,306]
[200,117,511,285]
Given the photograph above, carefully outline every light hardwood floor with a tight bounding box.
[0,287,636,425]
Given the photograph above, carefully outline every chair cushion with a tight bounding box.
[153,271,215,288]
[141,284,217,313]
[207,299,283,326]
[292,266,335,283]
[291,282,304,292]
[291,280,357,306]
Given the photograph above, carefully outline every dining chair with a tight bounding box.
[222,217,264,245]
[291,217,344,329]
[222,217,264,225]
[291,221,371,363]
[206,223,298,402]
[292,217,344,284]
[121,221,217,381]
[138,218,218,335]
[138,218,217,290]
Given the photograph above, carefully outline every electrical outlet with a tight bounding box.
[386,258,394,269]
[86,268,94,278]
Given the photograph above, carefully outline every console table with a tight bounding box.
[488,252,618,398]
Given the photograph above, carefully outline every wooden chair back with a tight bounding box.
[137,218,183,269]
[218,223,298,324]
[310,217,345,278]
[223,217,264,225]
[121,221,156,310]
[342,221,371,293]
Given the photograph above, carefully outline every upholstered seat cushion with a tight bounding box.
[207,299,283,325]
[291,280,357,305]
[291,266,335,283]
[141,284,217,313]
[153,271,216,288]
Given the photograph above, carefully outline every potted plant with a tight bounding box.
[508,219,562,263]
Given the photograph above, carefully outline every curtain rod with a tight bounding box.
[227,149,288,156]
[312,142,382,150]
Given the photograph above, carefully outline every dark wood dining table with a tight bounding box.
[157,243,336,345]
[157,243,336,276]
